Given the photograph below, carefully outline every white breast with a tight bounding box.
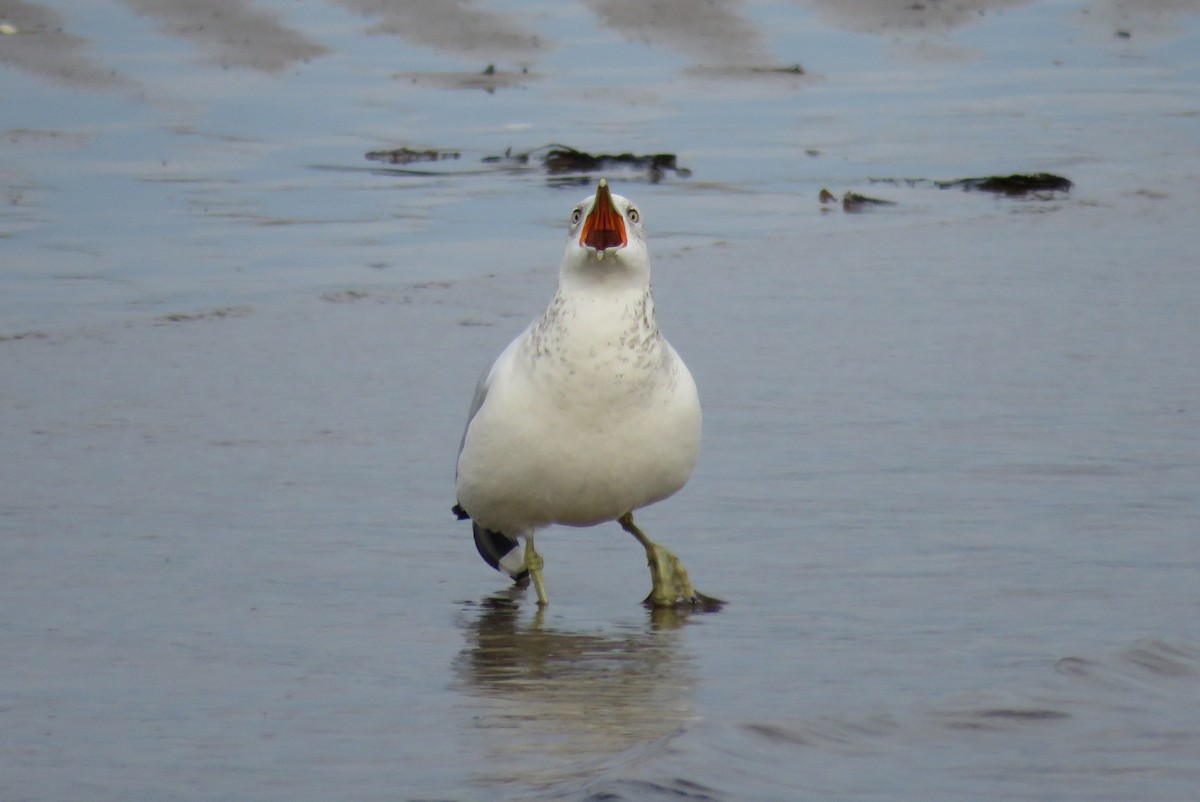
[455,285,701,534]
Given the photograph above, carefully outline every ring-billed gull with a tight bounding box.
[453,180,718,608]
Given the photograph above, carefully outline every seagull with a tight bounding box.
[453,179,717,608]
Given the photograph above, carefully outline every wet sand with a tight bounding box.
[3,2,1200,800]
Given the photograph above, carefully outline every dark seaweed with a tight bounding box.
[365,147,461,165]
[935,173,1073,195]
[484,144,691,183]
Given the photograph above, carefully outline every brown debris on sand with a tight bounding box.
[820,188,896,212]
[392,64,533,92]
[750,63,805,75]
[156,307,253,325]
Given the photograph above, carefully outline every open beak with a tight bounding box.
[580,178,626,258]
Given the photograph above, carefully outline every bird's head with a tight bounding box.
[561,179,649,286]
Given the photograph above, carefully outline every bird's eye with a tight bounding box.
[571,208,583,225]
[627,208,640,223]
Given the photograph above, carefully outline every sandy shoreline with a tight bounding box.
[3,2,1199,800]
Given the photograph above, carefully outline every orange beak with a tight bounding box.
[580,179,626,255]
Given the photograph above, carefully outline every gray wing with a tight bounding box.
[456,325,528,464]
[451,364,495,519]
[453,331,531,580]
[457,363,493,458]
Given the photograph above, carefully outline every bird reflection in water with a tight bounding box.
[452,589,699,794]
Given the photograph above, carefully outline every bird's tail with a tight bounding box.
[454,503,528,580]
[473,523,529,580]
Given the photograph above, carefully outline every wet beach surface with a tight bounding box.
[3,1,1200,800]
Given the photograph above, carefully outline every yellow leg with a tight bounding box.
[618,513,721,609]
[523,534,548,606]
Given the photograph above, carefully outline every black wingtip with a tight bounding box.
[472,523,528,581]
[452,503,470,520]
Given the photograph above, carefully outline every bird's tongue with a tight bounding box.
[580,179,626,253]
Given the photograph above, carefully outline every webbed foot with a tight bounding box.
[618,513,724,610]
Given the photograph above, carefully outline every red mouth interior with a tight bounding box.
[580,182,627,252]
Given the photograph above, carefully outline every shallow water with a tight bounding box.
[3,1,1200,800]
